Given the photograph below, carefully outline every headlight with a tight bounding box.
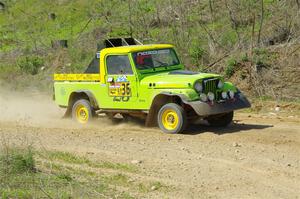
[221,91,228,99]
[207,92,215,101]
[228,90,235,99]
[194,82,203,92]
[217,80,224,89]
[200,93,207,102]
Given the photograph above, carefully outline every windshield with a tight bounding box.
[132,48,180,70]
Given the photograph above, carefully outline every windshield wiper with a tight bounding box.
[153,59,168,67]
[137,65,153,70]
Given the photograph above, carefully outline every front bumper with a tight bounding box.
[186,91,251,116]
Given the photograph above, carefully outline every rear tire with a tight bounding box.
[207,111,234,127]
[158,103,187,134]
[72,99,93,124]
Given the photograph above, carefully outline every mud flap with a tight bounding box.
[63,107,72,118]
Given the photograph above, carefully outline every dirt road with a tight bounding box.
[0,93,300,198]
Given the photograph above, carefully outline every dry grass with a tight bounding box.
[0,139,168,199]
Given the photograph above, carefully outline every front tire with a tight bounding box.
[72,99,93,124]
[158,103,187,134]
[206,111,234,127]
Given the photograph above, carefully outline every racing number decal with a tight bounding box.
[120,83,131,96]
[108,75,132,102]
[113,96,130,102]
[109,82,131,97]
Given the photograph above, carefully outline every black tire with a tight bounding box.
[207,111,234,127]
[71,99,94,124]
[157,103,187,134]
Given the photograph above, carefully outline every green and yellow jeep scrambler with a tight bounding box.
[53,38,250,134]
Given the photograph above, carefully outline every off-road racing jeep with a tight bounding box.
[53,38,250,134]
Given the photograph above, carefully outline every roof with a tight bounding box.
[100,44,174,54]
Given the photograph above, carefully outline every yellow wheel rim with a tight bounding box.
[161,109,179,130]
[75,104,89,124]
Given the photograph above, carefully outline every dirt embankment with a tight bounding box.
[0,92,300,198]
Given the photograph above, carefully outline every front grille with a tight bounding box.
[203,78,217,93]
[203,78,221,100]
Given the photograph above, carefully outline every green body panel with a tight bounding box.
[54,80,203,110]
[140,72,221,88]
[54,46,237,111]
[54,76,237,111]
[223,82,237,92]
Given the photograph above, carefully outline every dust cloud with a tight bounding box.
[0,87,66,127]
[0,86,146,131]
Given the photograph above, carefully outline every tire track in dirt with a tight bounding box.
[1,115,300,198]
[1,93,300,198]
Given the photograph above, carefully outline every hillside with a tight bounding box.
[0,0,299,100]
[1,1,300,198]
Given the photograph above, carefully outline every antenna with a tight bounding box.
[134,38,143,45]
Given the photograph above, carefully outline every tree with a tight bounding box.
[257,0,264,46]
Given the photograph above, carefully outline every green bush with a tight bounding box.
[252,48,270,69]
[241,53,249,62]
[225,58,237,77]
[0,148,35,174]
[17,56,44,75]
[220,30,238,47]
[67,47,95,72]
[1,190,32,199]
[253,48,268,56]
[57,173,73,182]
[189,43,206,66]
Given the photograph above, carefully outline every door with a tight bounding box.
[104,54,138,109]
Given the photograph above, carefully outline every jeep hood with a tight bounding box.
[140,70,221,89]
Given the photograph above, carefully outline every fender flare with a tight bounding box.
[64,90,99,118]
[152,92,190,102]
[145,92,189,127]
[73,90,99,109]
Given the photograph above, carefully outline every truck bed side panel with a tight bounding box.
[54,82,105,107]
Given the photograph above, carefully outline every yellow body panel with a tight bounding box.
[53,74,101,81]
[99,44,174,83]
[100,44,174,54]
[54,44,173,83]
